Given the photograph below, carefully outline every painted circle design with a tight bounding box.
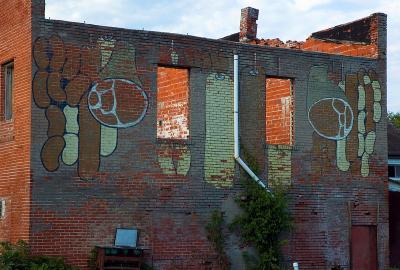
[88,78,148,128]
[308,97,354,141]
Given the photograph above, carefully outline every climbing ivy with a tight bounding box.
[203,146,292,269]
[231,148,293,270]
[231,178,292,270]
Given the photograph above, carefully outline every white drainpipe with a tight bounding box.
[234,54,271,192]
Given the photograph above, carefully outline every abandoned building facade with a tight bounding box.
[0,0,388,269]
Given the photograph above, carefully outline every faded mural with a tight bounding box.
[356,69,381,176]
[33,35,148,179]
[157,144,191,176]
[267,145,292,186]
[33,35,236,183]
[307,65,381,176]
[204,73,235,188]
[33,36,381,184]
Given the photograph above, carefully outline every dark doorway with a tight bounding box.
[390,191,400,267]
[351,225,377,270]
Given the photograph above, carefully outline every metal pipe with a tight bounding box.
[234,55,240,159]
[236,157,267,189]
[233,54,271,193]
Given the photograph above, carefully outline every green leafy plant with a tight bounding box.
[205,211,230,270]
[29,256,77,270]
[0,241,78,270]
[0,240,30,269]
[388,112,400,128]
[231,148,292,270]
[231,178,292,270]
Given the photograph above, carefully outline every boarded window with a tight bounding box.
[2,62,14,121]
[157,66,189,139]
[266,77,294,145]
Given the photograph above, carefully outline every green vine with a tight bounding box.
[231,177,292,270]
[205,211,230,270]
[231,148,293,270]
[0,241,78,270]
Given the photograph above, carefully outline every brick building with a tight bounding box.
[0,1,388,269]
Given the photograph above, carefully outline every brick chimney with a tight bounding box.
[32,0,45,19]
[239,7,259,42]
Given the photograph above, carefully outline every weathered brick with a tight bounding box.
[0,2,388,270]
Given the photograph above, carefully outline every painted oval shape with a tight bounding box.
[41,136,66,172]
[64,105,79,134]
[358,85,366,111]
[88,79,148,128]
[62,133,79,165]
[365,131,376,155]
[46,105,66,137]
[373,102,381,123]
[33,37,50,70]
[100,125,117,157]
[308,98,354,141]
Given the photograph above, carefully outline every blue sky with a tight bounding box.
[46,0,399,112]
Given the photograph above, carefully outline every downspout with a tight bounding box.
[234,54,271,192]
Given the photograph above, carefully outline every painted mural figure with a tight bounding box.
[33,35,148,179]
[88,78,148,128]
[307,65,381,176]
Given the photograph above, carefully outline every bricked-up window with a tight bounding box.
[157,66,189,140]
[1,62,14,121]
[266,77,294,145]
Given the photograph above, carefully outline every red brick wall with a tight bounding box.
[157,67,189,140]
[301,15,379,57]
[249,14,380,58]
[249,38,378,58]
[301,37,378,57]
[266,78,293,145]
[24,10,387,270]
[0,0,32,242]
